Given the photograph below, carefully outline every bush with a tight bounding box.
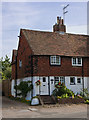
[84,100,89,104]
[52,83,74,98]
[14,81,33,99]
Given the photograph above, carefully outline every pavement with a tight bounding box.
[1,96,89,119]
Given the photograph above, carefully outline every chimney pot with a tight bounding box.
[57,16,60,24]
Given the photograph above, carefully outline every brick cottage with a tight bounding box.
[11,16,89,100]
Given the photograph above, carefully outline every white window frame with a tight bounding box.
[50,56,61,65]
[72,57,82,66]
[60,77,65,84]
[54,76,65,84]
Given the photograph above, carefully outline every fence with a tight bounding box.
[2,79,11,97]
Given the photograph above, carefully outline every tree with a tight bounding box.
[0,55,11,80]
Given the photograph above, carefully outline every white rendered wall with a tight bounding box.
[49,76,55,95]
[65,77,88,94]
[11,77,32,100]
[11,79,15,97]
[11,76,89,99]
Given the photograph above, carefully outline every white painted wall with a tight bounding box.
[11,79,15,97]
[11,76,89,100]
[49,76,55,95]
[65,77,88,94]
[32,76,40,97]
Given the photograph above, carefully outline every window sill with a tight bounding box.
[70,83,76,85]
[50,64,61,66]
[72,65,82,67]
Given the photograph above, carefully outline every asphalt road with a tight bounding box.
[1,96,89,119]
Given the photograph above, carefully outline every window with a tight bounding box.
[43,77,46,82]
[54,76,65,84]
[72,58,82,66]
[50,56,61,65]
[77,77,82,84]
[70,77,75,85]
[54,77,59,84]
[19,60,22,68]
[60,77,65,84]
[51,79,54,84]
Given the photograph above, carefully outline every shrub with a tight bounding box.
[14,81,33,99]
[84,100,89,104]
[52,83,74,98]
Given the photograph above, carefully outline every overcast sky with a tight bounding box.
[1,1,88,60]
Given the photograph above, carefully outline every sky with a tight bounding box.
[1,1,88,60]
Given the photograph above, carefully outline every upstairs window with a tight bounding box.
[19,60,22,68]
[72,58,82,66]
[50,56,61,65]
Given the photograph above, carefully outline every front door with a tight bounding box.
[40,77,49,95]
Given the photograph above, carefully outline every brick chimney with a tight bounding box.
[53,16,66,34]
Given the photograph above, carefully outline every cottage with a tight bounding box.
[11,16,89,100]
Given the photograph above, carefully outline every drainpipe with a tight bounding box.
[31,55,33,98]
[82,58,84,97]
[15,55,17,97]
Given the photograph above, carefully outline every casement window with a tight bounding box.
[60,77,65,84]
[19,60,22,68]
[70,77,75,85]
[72,58,82,66]
[50,56,61,65]
[54,77,59,84]
[77,77,82,84]
[54,76,65,84]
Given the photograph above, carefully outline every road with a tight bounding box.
[1,96,89,119]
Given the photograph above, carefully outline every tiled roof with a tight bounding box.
[22,29,89,57]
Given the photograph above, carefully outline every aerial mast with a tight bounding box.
[63,4,69,24]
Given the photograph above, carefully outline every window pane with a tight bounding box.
[54,77,59,84]
[43,77,46,82]
[78,58,81,64]
[77,78,81,84]
[60,77,65,84]
[70,77,75,85]
[56,56,60,64]
[73,58,76,64]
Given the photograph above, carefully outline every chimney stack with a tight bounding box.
[53,16,66,34]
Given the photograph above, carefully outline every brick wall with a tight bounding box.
[33,56,89,77]
[16,30,33,79]
[13,30,89,79]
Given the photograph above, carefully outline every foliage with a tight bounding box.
[52,83,74,98]
[84,100,89,104]
[80,88,89,98]
[8,95,31,105]
[14,81,33,99]
[2,67,11,80]
[0,55,11,80]
[0,55,11,71]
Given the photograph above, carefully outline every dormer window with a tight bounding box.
[50,56,61,65]
[72,57,82,66]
